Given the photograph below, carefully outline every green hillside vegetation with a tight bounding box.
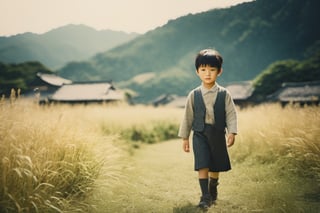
[0,62,53,96]
[58,0,320,103]
[252,43,320,100]
[57,61,101,81]
[0,24,139,69]
[1,0,319,103]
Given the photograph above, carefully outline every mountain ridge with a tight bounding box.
[1,0,319,103]
[58,0,320,102]
[0,24,139,69]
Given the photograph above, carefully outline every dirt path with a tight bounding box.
[130,140,248,213]
[90,139,320,213]
[91,140,246,213]
[125,140,198,211]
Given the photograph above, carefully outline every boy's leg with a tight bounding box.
[199,168,210,179]
[198,168,211,209]
[209,172,219,202]
[209,172,219,179]
[199,168,209,195]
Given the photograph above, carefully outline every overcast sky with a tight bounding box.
[1,0,253,36]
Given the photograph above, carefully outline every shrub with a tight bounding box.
[120,121,179,144]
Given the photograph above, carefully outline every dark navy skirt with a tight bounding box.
[192,124,231,172]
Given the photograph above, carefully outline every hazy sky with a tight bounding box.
[1,0,253,36]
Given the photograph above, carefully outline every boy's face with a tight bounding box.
[196,65,222,88]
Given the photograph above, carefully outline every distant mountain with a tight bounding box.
[58,0,320,103]
[0,24,139,69]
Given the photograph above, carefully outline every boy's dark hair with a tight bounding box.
[195,49,223,70]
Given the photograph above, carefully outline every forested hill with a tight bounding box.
[58,0,320,103]
[0,24,139,69]
[0,61,53,95]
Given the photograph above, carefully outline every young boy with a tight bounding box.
[178,49,238,210]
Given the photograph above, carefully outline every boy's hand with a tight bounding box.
[227,133,236,147]
[182,139,190,152]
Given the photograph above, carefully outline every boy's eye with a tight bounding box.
[200,69,216,72]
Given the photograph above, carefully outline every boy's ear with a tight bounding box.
[218,68,223,76]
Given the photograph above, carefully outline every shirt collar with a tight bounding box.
[200,83,218,95]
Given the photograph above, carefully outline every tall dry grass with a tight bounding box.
[233,104,320,178]
[1,95,319,212]
[0,97,183,213]
[225,104,320,212]
[0,99,121,212]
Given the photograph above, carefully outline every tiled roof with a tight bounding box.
[152,94,186,108]
[225,81,254,100]
[271,81,320,102]
[49,82,123,102]
[37,73,72,86]
[165,96,187,108]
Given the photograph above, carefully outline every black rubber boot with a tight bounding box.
[198,194,212,210]
[209,178,219,202]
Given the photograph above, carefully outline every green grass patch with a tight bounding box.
[120,121,179,144]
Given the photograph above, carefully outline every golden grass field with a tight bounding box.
[0,98,319,212]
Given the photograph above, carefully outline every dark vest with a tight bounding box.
[192,87,226,132]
